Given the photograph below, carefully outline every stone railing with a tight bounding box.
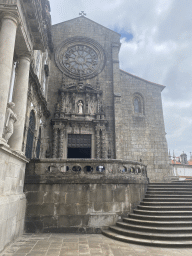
[26,158,147,178]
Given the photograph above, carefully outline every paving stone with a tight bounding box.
[1,234,192,256]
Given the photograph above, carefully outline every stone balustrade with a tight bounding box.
[25,158,147,179]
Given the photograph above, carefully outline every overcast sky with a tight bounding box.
[49,0,192,160]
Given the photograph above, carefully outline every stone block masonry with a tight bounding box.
[24,159,148,233]
[0,144,28,252]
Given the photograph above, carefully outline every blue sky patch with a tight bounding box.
[114,28,133,41]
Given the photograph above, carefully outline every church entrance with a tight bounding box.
[67,134,91,159]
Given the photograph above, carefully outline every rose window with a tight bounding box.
[63,45,98,75]
[55,37,106,80]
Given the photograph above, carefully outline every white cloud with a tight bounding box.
[49,0,192,159]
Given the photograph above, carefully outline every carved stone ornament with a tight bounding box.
[55,37,106,80]
[3,102,17,142]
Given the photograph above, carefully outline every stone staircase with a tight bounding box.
[102,182,192,247]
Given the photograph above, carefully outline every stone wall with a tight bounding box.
[24,159,148,233]
[114,71,172,182]
[0,144,28,252]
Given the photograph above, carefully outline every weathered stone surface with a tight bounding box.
[24,159,148,233]
[0,145,28,252]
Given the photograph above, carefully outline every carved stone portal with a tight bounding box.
[52,82,108,159]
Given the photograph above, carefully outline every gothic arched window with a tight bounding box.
[25,111,36,159]
[134,97,141,113]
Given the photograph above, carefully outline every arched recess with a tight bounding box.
[25,110,36,159]
[133,93,145,115]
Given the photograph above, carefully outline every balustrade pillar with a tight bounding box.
[0,12,18,141]
[52,127,58,158]
[59,127,64,158]
[9,54,31,152]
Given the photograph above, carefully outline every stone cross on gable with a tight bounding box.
[79,11,86,17]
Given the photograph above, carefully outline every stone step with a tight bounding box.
[102,230,192,247]
[137,205,192,211]
[144,197,192,201]
[147,189,192,192]
[149,183,192,185]
[146,191,192,195]
[148,183,192,185]
[134,209,192,216]
[102,181,192,247]
[147,184,192,189]
[141,201,192,206]
[145,194,192,197]
[116,221,192,233]
[129,213,192,221]
[123,217,192,227]
[109,226,192,240]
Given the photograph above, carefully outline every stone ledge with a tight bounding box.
[0,143,29,163]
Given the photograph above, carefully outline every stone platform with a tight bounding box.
[24,159,148,233]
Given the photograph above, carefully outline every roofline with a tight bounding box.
[120,69,165,90]
[52,16,121,36]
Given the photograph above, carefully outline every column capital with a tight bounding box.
[1,11,19,26]
[17,52,32,62]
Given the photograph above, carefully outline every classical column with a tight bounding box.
[101,128,107,159]
[52,127,58,158]
[0,12,18,140]
[9,54,31,152]
[59,127,64,158]
[95,126,101,159]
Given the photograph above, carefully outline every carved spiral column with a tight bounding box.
[53,127,58,158]
[59,127,64,158]
[60,92,65,112]
[101,127,107,159]
[95,126,101,159]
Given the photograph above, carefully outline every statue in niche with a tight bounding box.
[78,101,83,114]
[3,102,17,142]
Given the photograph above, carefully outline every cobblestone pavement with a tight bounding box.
[1,234,192,256]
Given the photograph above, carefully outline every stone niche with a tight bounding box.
[24,159,148,233]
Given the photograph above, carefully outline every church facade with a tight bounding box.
[46,16,170,181]
[0,0,171,252]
